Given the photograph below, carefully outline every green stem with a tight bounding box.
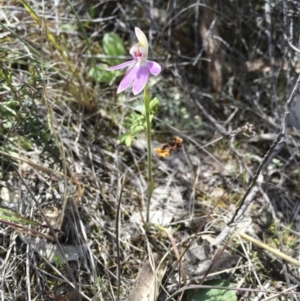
[144,84,154,225]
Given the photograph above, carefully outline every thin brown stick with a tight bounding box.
[229,74,300,224]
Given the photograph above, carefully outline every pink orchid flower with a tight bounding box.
[107,27,161,95]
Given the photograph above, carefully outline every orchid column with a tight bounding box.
[107,27,162,225]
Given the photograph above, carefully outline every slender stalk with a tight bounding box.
[116,176,126,301]
[144,84,154,225]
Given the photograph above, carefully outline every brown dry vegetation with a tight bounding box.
[1,0,300,300]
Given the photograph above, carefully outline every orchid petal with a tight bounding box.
[147,61,161,76]
[106,27,161,95]
[117,65,139,94]
[132,65,149,95]
[135,27,148,51]
[106,60,135,71]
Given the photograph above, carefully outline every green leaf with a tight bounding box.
[88,64,120,83]
[149,97,159,116]
[19,136,33,150]
[125,135,134,147]
[119,134,134,147]
[184,279,237,301]
[88,6,96,18]
[102,32,126,65]
[150,97,159,109]
[0,208,40,226]
[131,124,145,136]
[52,253,64,268]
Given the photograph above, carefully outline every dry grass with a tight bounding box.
[1,1,300,300]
